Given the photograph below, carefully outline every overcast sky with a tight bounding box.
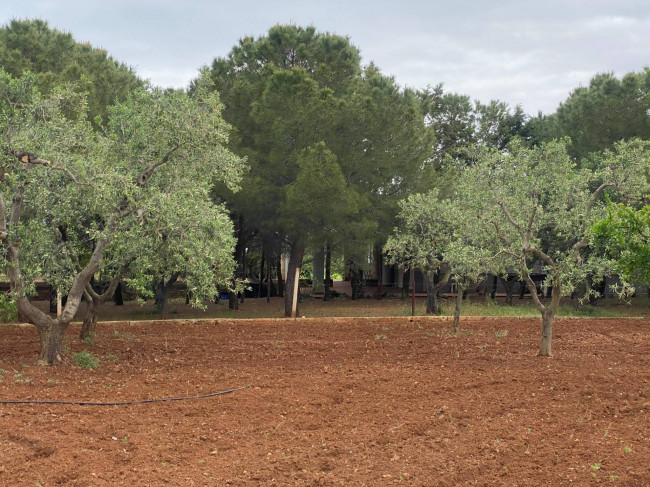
[2,0,648,115]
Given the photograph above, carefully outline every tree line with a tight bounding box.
[1,19,648,362]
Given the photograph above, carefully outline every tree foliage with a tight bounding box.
[593,202,650,289]
[0,18,143,125]
[417,84,535,198]
[540,69,650,160]
[0,70,244,363]
[453,138,649,355]
[384,188,491,316]
[204,24,431,315]
[384,189,458,272]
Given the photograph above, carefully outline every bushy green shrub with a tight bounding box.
[71,350,100,369]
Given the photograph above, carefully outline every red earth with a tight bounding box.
[0,315,648,486]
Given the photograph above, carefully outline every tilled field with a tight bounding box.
[0,316,648,486]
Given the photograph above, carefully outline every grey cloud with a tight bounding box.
[1,0,649,114]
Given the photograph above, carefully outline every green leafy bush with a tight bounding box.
[0,293,18,323]
[71,350,100,369]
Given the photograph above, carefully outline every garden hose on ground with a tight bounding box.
[0,385,249,406]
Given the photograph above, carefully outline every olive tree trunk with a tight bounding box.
[524,274,561,357]
[80,294,99,341]
[36,318,68,365]
[7,234,109,365]
[79,276,122,341]
[498,275,516,305]
[540,307,555,356]
[154,273,180,318]
[424,268,452,315]
[425,271,438,314]
[227,290,239,310]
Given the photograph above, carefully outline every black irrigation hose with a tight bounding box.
[0,385,249,406]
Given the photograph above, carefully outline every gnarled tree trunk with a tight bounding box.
[80,294,99,341]
[539,284,561,356]
[79,276,121,341]
[9,243,107,364]
[524,273,561,357]
[425,267,452,315]
[5,215,109,364]
[498,275,517,305]
[540,307,555,356]
[36,318,68,365]
[154,273,180,318]
[425,271,438,314]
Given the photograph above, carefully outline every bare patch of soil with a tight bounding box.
[1,316,649,485]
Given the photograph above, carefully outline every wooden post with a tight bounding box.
[56,290,62,317]
[291,266,301,318]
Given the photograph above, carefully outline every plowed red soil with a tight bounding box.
[1,316,648,486]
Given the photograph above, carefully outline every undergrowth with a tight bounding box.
[71,350,100,369]
[436,300,636,318]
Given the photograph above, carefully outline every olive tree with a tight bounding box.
[384,188,492,329]
[384,189,456,314]
[445,243,493,333]
[456,138,649,356]
[0,70,244,364]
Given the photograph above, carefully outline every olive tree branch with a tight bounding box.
[526,200,537,243]
[523,245,556,271]
[13,151,90,186]
[0,192,7,241]
[136,143,181,187]
[497,198,524,240]
[572,181,617,262]
[521,269,546,313]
